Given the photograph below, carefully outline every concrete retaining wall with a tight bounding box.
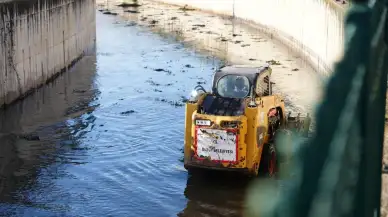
[153,0,345,76]
[0,0,96,107]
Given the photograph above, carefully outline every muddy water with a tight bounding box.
[0,2,321,217]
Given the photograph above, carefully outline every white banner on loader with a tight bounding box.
[196,128,237,162]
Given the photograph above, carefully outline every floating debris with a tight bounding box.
[232,33,242,37]
[146,80,161,86]
[18,133,40,141]
[185,64,194,68]
[193,24,206,27]
[291,68,299,71]
[266,59,282,65]
[120,110,136,115]
[124,10,139,13]
[180,96,189,103]
[168,100,185,107]
[179,4,196,11]
[234,40,242,44]
[103,11,118,15]
[241,44,250,47]
[73,89,87,93]
[171,17,178,20]
[153,68,172,75]
[117,3,142,7]
[149,20,158,25]
[249,58,257,61]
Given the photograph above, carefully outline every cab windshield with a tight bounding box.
[216,75,250,98]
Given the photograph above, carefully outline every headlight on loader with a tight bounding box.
[195,119,211,126]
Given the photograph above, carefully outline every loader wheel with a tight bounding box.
[258,143,277,178]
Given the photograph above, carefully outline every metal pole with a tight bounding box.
[232,0,235,35]
[232,0,235,18]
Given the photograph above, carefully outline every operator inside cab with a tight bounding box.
[217,75,250,98]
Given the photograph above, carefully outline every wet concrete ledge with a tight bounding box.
[0,0,96,109]
[150,0,345,77]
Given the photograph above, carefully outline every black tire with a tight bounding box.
[258,143,277,178]
[186,166,194,173]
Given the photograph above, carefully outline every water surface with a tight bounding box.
[0,6,320,217]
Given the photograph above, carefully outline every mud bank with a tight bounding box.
[147,0,344,76]
[98,0,322,116]
[0,0,96,108]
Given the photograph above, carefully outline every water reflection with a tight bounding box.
[0,54,98,216]
[178,170,251,217]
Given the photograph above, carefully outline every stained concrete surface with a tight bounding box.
[0,0,96,107]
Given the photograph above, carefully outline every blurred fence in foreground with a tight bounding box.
[246,0,388,217]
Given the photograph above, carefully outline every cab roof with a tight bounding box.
[212,64,271,90]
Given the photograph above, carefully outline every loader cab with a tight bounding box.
[195,65,272,116]
[212,64,273,99]
[184,64,311,176]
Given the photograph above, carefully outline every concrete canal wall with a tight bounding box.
[0,0,96,107]
[153,0,346,76]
